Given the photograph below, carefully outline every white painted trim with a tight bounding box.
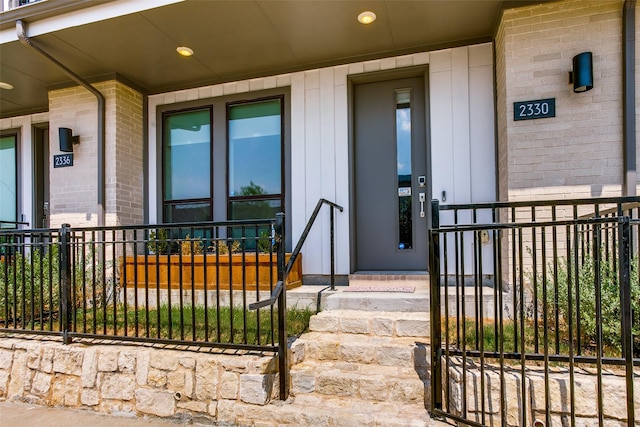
[0,0,183,44]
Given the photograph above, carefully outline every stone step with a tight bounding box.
[323,286,503,318]
[324,289,430,312]
[290,360,429,404]
[291,331,428,368]
[221,392,438,426]
[308,309,430,338]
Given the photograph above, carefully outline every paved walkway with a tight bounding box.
[0,400,187,426]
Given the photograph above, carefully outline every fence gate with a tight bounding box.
[428,198,638,427]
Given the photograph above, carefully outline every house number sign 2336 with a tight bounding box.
[513,98,555,121]
[53,153,74,168]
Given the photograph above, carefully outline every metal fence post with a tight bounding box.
[60,223,72,344]
[275,213,289,400]
[429,199,442,413]
[618,216,635,425]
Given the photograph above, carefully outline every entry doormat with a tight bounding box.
[343,286,415,293]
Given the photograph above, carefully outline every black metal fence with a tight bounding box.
[430,197,639,427]
[0,216,287,350]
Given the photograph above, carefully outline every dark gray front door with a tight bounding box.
[354,77,428,271]
[34,125,50,229]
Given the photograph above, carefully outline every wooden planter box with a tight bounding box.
[120,253,302,291]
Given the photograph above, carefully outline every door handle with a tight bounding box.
[419,193,425,218]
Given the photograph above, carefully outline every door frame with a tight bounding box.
[33,123,50,229]
[348,66,432,272]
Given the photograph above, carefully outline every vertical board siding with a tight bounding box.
[452,48,472,205]
[146,44,495,275]
[303,73,323,274]
[319,67,336,274]
[333,65,350,275]
[290,72,306,267]
[429,50,455,213]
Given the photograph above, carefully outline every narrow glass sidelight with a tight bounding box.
[396,90,412,250]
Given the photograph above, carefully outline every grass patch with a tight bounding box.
[6,304,313,347]
[444,316,625,359]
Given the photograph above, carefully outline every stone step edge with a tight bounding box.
[292,356,430,370]
[230,399,434,427]
[296,330,427,343]
[287,381,430,415]
[287,394,431,417]
[291,336,430,368]
[309,310,430,338]
[314,309,430,318]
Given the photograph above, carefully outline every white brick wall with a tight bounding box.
[49,84,101,227]
[49,80,144,228]
[112,81,144,226]
[497,0,625,201]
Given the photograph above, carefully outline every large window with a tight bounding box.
[160,94,287,234]
[162,108,212,223]
[227,98,283,221]
[0,134,17,229]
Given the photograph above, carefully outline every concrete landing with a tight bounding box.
[324,289,430,312]
[289,284,504,318]
[349,271,429,290]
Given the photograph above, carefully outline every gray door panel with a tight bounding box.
[354,77,427,271]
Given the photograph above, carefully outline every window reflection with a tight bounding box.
[396,90,412,250]
[0,135,17,228]
[228,100,282,197]
[162,108,212,222]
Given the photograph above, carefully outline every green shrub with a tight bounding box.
[180,235,204,256]
[0,244,117,328]
[148,228,170,254]
[0,246,60,326]
[536,249,640,355]
[257,230,273,254]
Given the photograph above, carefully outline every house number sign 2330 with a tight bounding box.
[513,98,555,121]
[53,153,74,168]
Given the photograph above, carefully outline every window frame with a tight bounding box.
[225,95,285,222]
[0,131,19,229]
[160,106,214,223]
[155,88,292,249]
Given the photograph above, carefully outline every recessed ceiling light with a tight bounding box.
[176,46,194,57]
[0,82,14,90]
[357,11,376,25]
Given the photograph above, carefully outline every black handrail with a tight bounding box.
[249,198,344,311]
[286,198,343,290]
[247,198,343,400]
[248,281,283,310]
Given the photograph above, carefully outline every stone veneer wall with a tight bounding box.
[0,337,637,425]
[448,359,640,426]
[0,338,278,423]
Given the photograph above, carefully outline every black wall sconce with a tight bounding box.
[569,51,593,93]
[59,127,79,152]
